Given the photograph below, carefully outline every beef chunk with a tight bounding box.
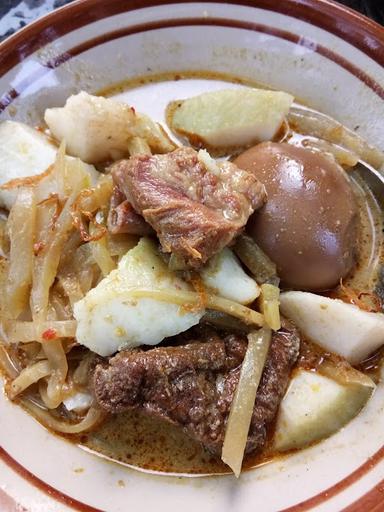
[107,186,154,236]
[111,147,266,268]
[93,323,299,456]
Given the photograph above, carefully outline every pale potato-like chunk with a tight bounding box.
[167,88,293,155]
[274,367,374,451]
[45,91,175,163]
[0,121,56,209]
[200,247,260,305]
[73,238,203,356]
[280,291,384,364]
[0,120,99,209]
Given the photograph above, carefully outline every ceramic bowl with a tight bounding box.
[1,1,384,511]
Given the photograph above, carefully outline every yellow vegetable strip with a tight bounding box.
[6,188,36,318]
[107,233,138,258]
[76,174,113,213]
[31,191,82,321]
[9,360,51,398]
[31,150,92,321]
[6,320,77,343]
[288,107,384,170]
[221,328,271,477]
[0,345,19,379]
[90,223,116,277]
[21,400,104,434]
[127,136,152,156]
[42,339,68,409]
[128,289,264,327]
[0,165,53,191]
[234,234,279,286]
[260,284,281,331]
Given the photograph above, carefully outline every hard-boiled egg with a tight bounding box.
[234,143,358,291]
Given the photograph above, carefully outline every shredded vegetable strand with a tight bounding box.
[107,233,138,259]
[0,216,9,258]
[49,292,72,320]
[73,353,95,386]
[260,284,281,331]
[0,260,9,320]
[38,379,59,409]
[40,339,69,409]
[31,191,81,321]
[9,360,51,399]
[58,270,87,306]
[5,320,77,343]
[202,311,251,333]
[128,289,264,326]
[30,147,92,321]
[127,136,152,156]
[53,141,68,197]
[70,174,113,242]
[7,188,36,318]
[0,165,53,190]
[57,244,96,306]
[234,234,279,286]
[221,328,271,477]
[38,378,67,409]
[73,174,113,220]
[21,400,104,434]
[34,195,58,257]
[288,106,384,169]
[300,137,359,168]
[0,345,19,379]
[338,280,382,313]
[90,222,116,277]
[80,174,113,213]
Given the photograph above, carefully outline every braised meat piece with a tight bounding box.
[107,186,154,236]
[93,323,300,456]
[111,147,266,268]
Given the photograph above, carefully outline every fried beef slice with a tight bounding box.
[110,147,266,268]
[93,323,299,456]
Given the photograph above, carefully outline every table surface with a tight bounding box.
[0,0,383,42]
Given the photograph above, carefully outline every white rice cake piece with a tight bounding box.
[0,120,99,209]
[200,247,259,305]
[167,87,293,154]
[0,121,56,209]
[280,291,384,364]
[274,368,374,451]
[45,91,174,163]
[74,238,203,356]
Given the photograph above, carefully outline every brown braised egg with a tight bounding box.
[234,142,359,291]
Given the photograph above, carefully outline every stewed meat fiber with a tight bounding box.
[111,147,266,268]
[107,186,154,236]
[93,323,300,456]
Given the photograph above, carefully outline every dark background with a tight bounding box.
[0,0,383,42]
